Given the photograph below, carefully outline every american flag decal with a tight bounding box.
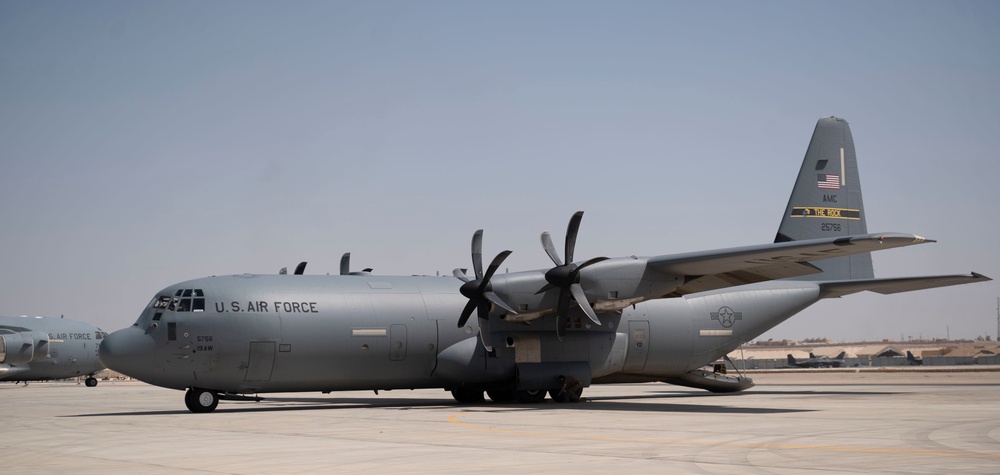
[817,174,840,190]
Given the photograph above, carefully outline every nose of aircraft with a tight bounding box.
[99,326,155,377]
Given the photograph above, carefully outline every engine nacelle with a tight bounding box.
[0,331,48,365]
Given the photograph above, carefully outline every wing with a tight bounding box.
[647,233,933,297]
[818,273,992,299]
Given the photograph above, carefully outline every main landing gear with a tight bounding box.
[85,377,98,387]
[450,387,583,404]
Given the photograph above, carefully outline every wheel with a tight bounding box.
[85,377,98,387]
[549,387,583,403]
[514,389,547,404]
[185,388,220,413]
[486,388,515,403]
[450,388,484,404]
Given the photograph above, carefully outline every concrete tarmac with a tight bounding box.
[2,371,999,474]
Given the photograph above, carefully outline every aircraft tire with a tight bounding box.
[514,389,546,404]
[548,387,582,403]
[450,388,484,404]
[85,377,98,387]
[486,389,515,403]
[185,388,220,413]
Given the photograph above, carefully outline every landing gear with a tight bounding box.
[185,388,219,413]
[85,377,98,387]
[486,388,515,403]
[514,389,547,404]
[450,388,485,404]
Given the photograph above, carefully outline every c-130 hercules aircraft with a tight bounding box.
[100,117,990,413]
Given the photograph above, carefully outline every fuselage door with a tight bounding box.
[245,341,276,381]
[623,320,649,373]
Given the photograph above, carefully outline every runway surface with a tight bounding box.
[2,371,998,474]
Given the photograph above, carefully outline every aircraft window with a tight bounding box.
[153,312,162,321]
[153,296,171,309]
[157,289,207,312]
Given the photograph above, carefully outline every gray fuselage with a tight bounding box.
[100,274,820,394]
[0,315,106,382]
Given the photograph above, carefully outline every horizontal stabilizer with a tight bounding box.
[819,272,991,299]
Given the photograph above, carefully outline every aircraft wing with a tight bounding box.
[647,233,933,297]
[818,273,992,299]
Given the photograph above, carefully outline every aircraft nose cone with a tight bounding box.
[99,326,155,377]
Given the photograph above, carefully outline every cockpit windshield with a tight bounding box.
[151,289,205,313]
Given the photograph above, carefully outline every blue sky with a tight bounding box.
[2,1,998,342]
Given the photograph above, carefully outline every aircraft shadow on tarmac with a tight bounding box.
[67,392,819,417]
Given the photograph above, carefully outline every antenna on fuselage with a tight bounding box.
[294,261,307,275]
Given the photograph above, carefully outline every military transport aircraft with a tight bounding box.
[786,351,847,368]
[1,315,107,386]
[99,117,991,413]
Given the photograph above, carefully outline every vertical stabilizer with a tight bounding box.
[775,117,874,280]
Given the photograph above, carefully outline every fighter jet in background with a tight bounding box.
[787,351,848,368]
[99,117,990,412]
[1,315,107,386]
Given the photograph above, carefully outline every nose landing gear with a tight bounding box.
[184,388,219,413]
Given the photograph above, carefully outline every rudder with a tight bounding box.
[775,117,874,280]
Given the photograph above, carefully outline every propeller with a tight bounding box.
[539,211,608,326]
[340,253,373,275]
[279,262,307,275]
[453,229,516,352]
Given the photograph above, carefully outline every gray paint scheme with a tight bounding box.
[99,117,991,412]
[0,315,106,385]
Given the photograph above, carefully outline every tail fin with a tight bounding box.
[776,116,874,281]
[787,354,796,365]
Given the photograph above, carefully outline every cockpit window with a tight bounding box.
[153,296,171,309]
[152,289,206,313]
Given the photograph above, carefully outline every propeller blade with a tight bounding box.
[340,253,351,275]
[484,290,517,315]
[575,256,609,273]
[453,268,471,282]
[294,261,307,275]
[555,313,566,341]
[564,211,584,264]
[471,229,484,280]
[480,250,512,286]
[540,231,563,266]
[458,299,478,328]
[569,283,601,326]
[556,290,571,321]
[477,302,493,352]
